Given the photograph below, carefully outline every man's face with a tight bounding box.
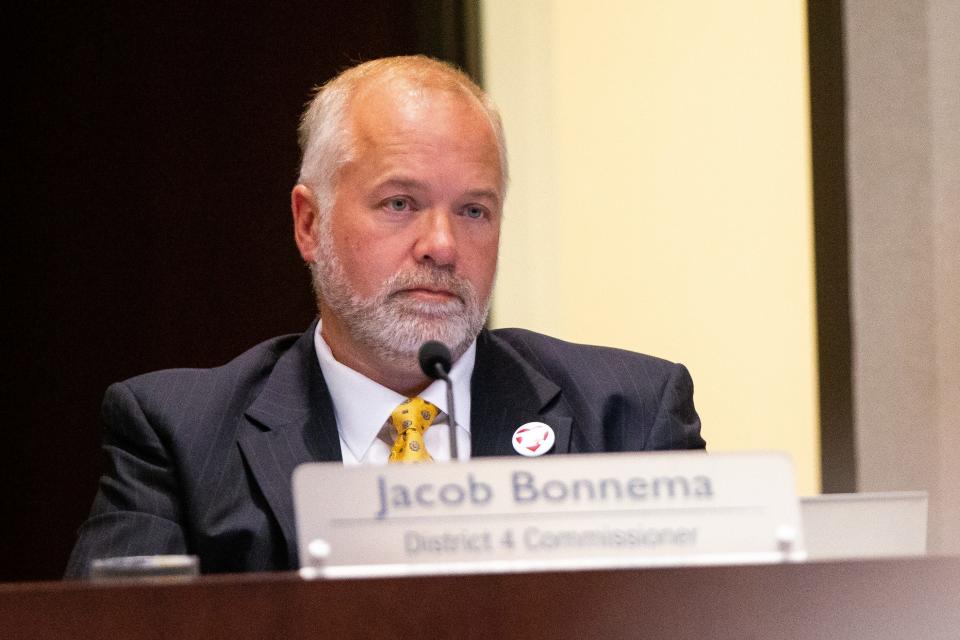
[312,81,503,364]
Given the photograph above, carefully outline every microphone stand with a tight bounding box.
[432,362,459,461]
[419,341,458,461]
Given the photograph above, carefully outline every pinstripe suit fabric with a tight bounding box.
[65,322,704,577]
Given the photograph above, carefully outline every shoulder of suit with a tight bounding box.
[488,327,680,376]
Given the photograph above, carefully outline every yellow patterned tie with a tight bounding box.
[388,397,439,463]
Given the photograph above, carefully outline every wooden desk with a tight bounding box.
[2,556,957,639]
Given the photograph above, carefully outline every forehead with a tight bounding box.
[346,78,500,169]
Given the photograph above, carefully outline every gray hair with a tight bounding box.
[296,55,508,215]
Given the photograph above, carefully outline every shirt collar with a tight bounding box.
[313,322,475,462]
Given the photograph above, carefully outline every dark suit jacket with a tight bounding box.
[65,323,704,577]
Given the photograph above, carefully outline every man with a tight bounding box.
[66,56,704,577]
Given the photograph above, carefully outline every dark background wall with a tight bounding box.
[5,1,475,582]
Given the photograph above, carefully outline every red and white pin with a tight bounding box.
[512,422,555,457]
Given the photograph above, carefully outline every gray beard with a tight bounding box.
[310,230,490,368]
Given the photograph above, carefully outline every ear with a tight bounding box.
[292,184,321,263]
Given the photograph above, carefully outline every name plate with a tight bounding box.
[293,451,803,578]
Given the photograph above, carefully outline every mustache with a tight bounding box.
[382,267,475,302]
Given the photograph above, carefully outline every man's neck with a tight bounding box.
[319,318,431,396]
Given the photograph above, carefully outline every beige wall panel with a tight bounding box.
[483,1,820,494]
[846,0,960,554]
[929,0,960,556]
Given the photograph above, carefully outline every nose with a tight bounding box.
[414,209,457,267]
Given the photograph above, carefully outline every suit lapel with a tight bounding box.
[237,322,341,567]
[471,330,572,457]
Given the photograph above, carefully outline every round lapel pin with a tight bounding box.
[512,422,555,457]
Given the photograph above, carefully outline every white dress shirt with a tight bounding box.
[313,323,474,465]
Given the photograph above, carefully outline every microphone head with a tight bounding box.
[418,341,452,379]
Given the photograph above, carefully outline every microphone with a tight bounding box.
[418,341,458,461]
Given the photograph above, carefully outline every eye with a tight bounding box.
[464,205,486,219]
[385,197,411,212]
